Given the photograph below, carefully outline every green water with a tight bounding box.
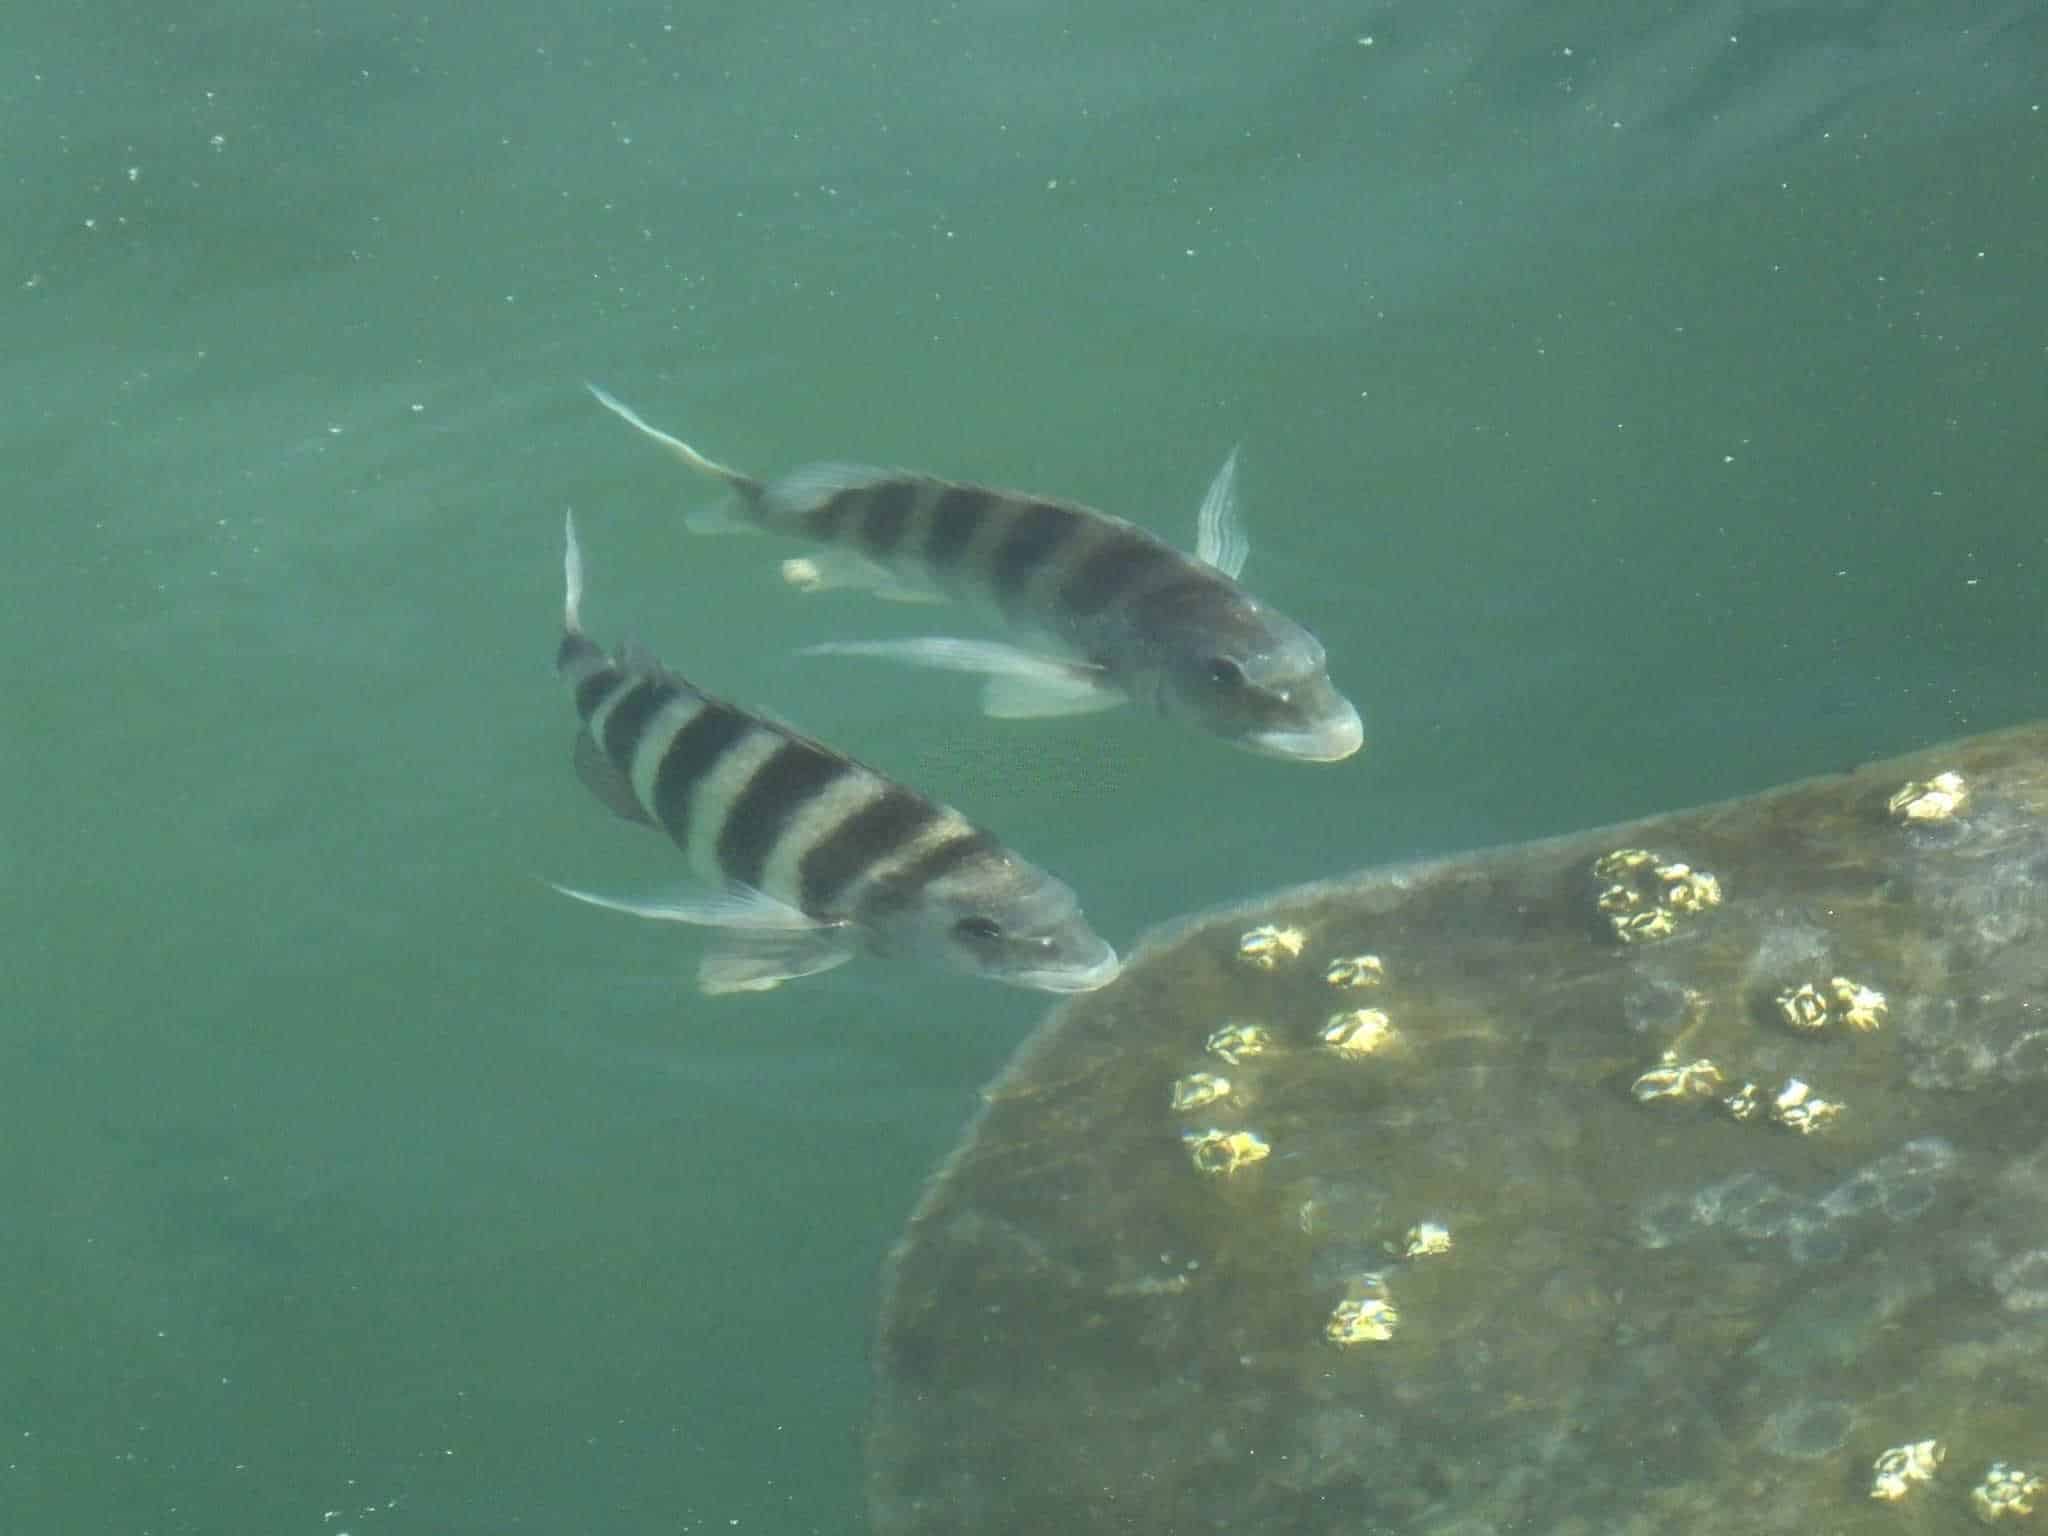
[6,3,2043,1531]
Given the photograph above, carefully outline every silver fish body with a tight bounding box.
[587,385,1364,763]
[554,513,1119,996]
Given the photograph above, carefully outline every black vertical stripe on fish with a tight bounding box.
[805,487,868,541]
[856,829,1003,918]
[990,500,1085,602]
[798,787,944,913]
[1061,530,1181,617]
[857,480,920,558]
[572,663,623,722]
[923,484,990,568]
[716,741,857,890]
[1131,575,1232,632]
[600,678,679,767]
[649,703,755,850]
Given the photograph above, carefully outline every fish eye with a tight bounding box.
[953,915,1004,944]
[1204,657,1246,689]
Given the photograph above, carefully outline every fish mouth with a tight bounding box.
[1249,703,1365,763]
[1008,943,1122,993]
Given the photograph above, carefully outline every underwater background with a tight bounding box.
[6,1,2044,1531]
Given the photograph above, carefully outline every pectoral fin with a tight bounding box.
[549,879,833,932]
[1194,447,1249,579]
[799,637,1124,718]
[699,930,859,993]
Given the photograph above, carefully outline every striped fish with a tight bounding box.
[552,512,1120,996]
[587,385,1364,763]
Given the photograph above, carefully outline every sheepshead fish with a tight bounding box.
[586,385,1364,763]
[552,512,1120,996]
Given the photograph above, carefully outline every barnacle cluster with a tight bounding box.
[1592,847,1723,944]
[1774,976,1888,1035]
[1971,1462,2043,1522]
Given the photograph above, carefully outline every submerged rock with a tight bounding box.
[869,723,2048,1535]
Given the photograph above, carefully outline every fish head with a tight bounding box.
[1146,595,1364,762]
[871,850,1121,993]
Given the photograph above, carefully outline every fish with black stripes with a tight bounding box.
[551,512,1121,996]
[586,384,1364,763]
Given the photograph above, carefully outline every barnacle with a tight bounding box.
[1615,908,1676,944]
[1631,1056,1725,1104]
[1592,848,1657,880]
[1169,1073,1231,1113]
[1769,1078,1842,1136]
[1205,1022,1272,1065]
[1597,883,1642,915]
[1184,1128,1270,1176]
[1238,924,1307,969]
[1888,770,1969,824]
[1402,1221,1452,1259]
[1325,1274,1399,1345]
[1320,1008,1395,1057]
[1723,1081,1764,1123]
[1324,953,1386,989]
[1776,983,1830,1033]
[1831,977,1888,1032]
[1870,1439,1944,1502]
[1775,977,1887,1034]
[1656,861,1722,912]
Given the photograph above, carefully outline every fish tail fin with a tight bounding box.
[562,509,587,635]
[585,382,766,523]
